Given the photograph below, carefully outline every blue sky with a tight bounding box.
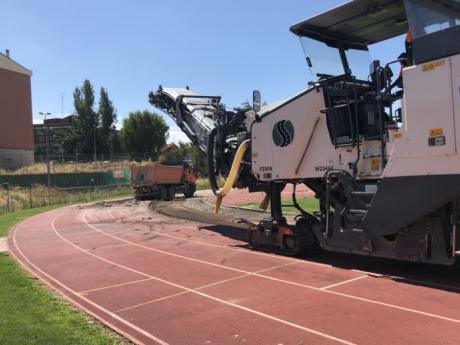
[1,0,404,143]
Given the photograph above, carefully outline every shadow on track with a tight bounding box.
[199,223,460,294]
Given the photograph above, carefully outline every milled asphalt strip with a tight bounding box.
[11,224,170,345]
[82,213,281,276]
[55,215,356,345]
[102,207,330,268]
[83,211,460,326]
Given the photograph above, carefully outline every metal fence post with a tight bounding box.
[29,184,32,209]
[46,124,51,205]
[2,183,10,213]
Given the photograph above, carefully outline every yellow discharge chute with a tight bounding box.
[214,139,250,214]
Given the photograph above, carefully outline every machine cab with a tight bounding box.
[290,0,460,154]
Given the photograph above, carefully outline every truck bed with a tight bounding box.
[130,162,184,187]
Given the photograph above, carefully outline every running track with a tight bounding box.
[8,201,460,345]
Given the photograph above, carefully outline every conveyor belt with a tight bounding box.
[149,87,220,154]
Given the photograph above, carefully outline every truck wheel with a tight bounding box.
[160,186,168,200]
[166,186,176,201]
[184,183,196,198]
[134,188,146,201]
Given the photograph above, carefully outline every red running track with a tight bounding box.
[8,202,460,345]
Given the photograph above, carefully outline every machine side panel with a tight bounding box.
[364,174,460,236]
[251,88,354,181]
[452,54,460,153]
[384,57,460,177]
[403,58,455,156]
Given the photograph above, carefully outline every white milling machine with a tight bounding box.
[150,0,460,265]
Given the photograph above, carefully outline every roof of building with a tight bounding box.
[161,143,178,153]
[44,115,75,126]
[0,51,32,76]
[33,115,76,128]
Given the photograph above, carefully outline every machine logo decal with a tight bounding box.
[272,120,295,147]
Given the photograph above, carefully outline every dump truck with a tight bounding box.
[130,161,196,200]
[150,0,460,265]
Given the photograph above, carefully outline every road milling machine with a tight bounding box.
[149,0,460,265]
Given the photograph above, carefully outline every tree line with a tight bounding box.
[62,79,169,161]
[60,79,208,175]
[63,80,119,157]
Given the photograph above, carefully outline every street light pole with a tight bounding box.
[39,112,52,205]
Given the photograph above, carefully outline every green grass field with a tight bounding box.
[0,185,131,215]
[240,196,320,214]
[0,207,128,345]
[0,205,63,237]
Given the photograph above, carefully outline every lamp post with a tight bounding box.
[39,112,52,205]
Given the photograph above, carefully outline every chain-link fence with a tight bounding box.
[0,183,131,215]
[0,155,130,177]
[34,153,131,162]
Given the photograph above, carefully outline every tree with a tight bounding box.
[120,110,169,160]
[188,143,208,177]
[98,87,117,156]
[62,123,81,156]
[73,80,99,157]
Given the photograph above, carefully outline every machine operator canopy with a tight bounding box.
[290,0,460,79]
[290,0,459,48]
[290,0,408,49]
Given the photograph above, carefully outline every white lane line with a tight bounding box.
[85,243,131,251]
[115,262,297,314]
[11,224,170,345]
[115,290,191,314]
[83,211,460,326]
[82,213,328,292]
[325,288,460,324]
[103,214,330,268]
[352,271,460,293]
[319,275,368,291]
[53,216,356,345]
[82,213,265,276]
[101,204,329,268]
[114,212,460,294]
[79,277,155,295]
[397,277,460,292]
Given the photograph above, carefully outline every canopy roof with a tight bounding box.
[291,0,460,49]
[290,0,409,49]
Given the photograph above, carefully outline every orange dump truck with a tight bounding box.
[129,160,196,200]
